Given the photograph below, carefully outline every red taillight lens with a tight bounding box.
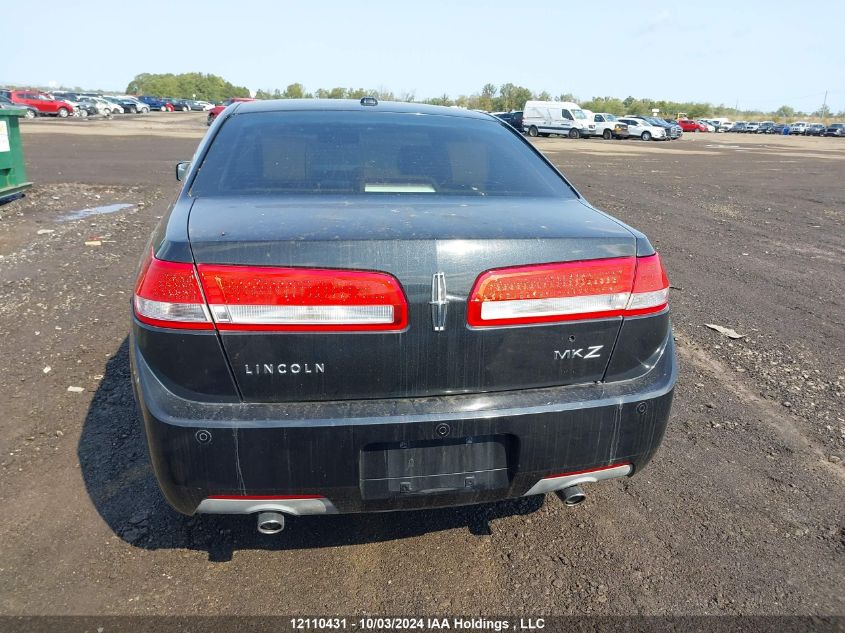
[626,253,670,316]
[133,252,213,330]
[467,254,669,327]
[196,265,408,331]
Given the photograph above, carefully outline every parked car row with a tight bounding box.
[0,88,216,120]
[138,95,215,112]
[492,104,845,140]
[0,90,79,118]
[723,120,842,136]
[494,102,683,142]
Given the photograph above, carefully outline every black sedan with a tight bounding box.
[131,99,676,534]
[493,110,523,132]
[806,123,826,136]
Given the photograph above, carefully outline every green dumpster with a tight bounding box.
[0,108,32,204]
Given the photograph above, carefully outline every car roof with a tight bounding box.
[234,98,494,121]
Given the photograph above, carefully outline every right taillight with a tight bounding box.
[467,254,669,327]
[625,253,670,316]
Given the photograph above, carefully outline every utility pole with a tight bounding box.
[822,90,828,123]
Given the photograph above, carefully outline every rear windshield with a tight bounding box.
[191,111,575,198]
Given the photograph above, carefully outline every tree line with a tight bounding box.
[125,73,250,102]
[123,73,840,119]
[250,82,843,119]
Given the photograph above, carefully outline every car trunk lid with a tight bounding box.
[187,195,639,402]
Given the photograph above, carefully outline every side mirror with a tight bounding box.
[175,161,190,182]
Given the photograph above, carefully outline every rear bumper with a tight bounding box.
[131,333,676,516]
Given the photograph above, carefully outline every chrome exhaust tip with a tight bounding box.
[560,485,586,506]
[257,511,285,535]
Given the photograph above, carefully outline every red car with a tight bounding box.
[207,97,255,125]
[677,119,707,133]
[7,90,76,118]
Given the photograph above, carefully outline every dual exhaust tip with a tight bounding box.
[254,487,586,535]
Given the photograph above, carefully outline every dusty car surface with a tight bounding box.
[130,98,676,534]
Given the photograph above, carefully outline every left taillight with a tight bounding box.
[196,264,408,332]
[133,256,408,333]
[467,254,669,327]
[133,252,213,330]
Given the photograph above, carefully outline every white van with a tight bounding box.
[522,100,596,138]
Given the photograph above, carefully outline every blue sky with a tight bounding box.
[2,0,842,113]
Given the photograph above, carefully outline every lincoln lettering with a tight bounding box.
[244,363,325,375]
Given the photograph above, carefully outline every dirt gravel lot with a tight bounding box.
[0,113,842,621]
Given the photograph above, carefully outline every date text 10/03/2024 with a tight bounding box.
[290,618,546,630]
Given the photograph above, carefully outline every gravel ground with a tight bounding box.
[0,121,842,621]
